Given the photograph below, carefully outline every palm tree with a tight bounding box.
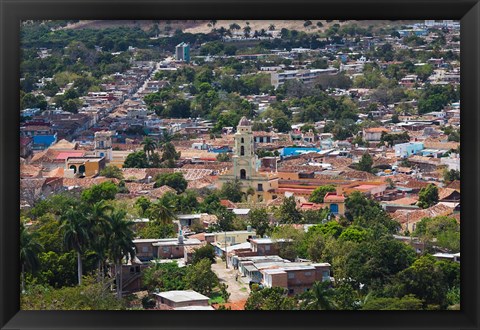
[300,281,337,310]
[106,209,136,299]
[87,201,113,280]
[60,207,91,285]
[141,137,158,159]
[243,25,252,38]
[147,198,175,224]
[20,223,43,292]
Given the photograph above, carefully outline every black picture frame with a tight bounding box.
[1,0,479,329]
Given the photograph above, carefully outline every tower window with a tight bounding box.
[240,146,245,156]
[240,169,246,180]
[241,138,244,143]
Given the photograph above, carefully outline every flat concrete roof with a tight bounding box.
[155,290,209,303]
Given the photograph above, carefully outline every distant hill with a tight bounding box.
[62,19,422,35]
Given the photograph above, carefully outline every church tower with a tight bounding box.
[94,131,113,162]
[233,117,257,181]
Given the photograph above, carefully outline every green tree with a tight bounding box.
[309,185,336,203]
[60,207,90,285]
[81,181,118,205]
[277,196,302,224]
[391,255,448,308]
[191,244,216,264]
[141,137,158,159]
[248,208,271,237]
[300,281,336,310]
[216,153,231,162]
[417,184,439,209]
[344,236,416,290]
[86,201,113,279]
[106,209,135,299]
[413,216,460,252]
[20,222,43,292]
[21,277,125,310]
[147,198,176,225]
[185,259,219,296]
[161,142,180,165]
[245,287,297,310]
[154,172,187,193]
[135,196,151,216]
[443,169,460,183]
[219,179,243,203]
[345,191,399,234]
[99,165,124,180]
[123,151,149,168]
[362,295,423,310]
[356,153,373,173]
[142,261,187,292]
[272,117,291,133]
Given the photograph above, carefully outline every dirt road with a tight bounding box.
[211,257,250,303]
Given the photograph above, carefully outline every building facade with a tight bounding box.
[175,42,190,63]
[217,117,279,202]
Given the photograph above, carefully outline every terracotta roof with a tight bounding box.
[364,127,389,133]
[44,167,64,178]
[438,188,460,201]
[220,199,238,209]
[62,177,119,188]
[398,180,431,190]
[20,164,43,178]
[339,170,378,181]
[20,178,47,190]
[49,139,77,150]
[384,196,418,205]
[122,168,148,181]
[20,137,32,147]
[149,185,176,198]
[125,182,155,193]
[423,141,459,150]
[392,203,454,224]
[188,232,206,241]
[446,180,460,191]
[323,192,345,202]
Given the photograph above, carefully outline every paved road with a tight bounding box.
[211,257,250,303]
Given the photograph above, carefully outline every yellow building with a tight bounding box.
[65,157,106,177]
[218,117,279,202]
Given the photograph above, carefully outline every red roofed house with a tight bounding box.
[323,192,345,216]
[363,127,390,143]
[20,137,33,159]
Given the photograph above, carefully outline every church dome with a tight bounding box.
[238,116,251,127]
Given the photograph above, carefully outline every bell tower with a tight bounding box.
[233,117,257,180]
[94,131,113,162]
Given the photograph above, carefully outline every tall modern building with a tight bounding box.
[175,42,190,63]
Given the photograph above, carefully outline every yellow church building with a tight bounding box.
[217,117,279,203]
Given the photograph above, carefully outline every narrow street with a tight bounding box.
[211,257,250,304]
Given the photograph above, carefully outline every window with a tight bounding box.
[264,245,270,251]
[142,246,149,253]
[240,146,245,156]
[130,267,135,273]
[240,169,246,180]
[163,247,169,253]
[257,184,263,191]
[288,289,294,294]
[304,271,312,276]
[288,272,295,279]
[241,137,244,143]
